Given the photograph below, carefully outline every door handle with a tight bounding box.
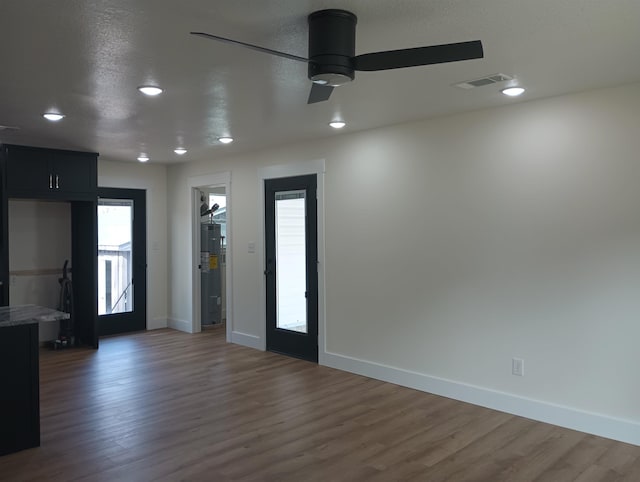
[55,174,59,189]
[49,174,53,189]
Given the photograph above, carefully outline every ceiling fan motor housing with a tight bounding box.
[308,9,357,86]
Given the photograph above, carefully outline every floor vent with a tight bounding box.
[453,73,514,90]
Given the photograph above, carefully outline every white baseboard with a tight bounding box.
[322,351,640,447]
[231,331,263,350]
[148,317,168,330]
[167,317,193,333]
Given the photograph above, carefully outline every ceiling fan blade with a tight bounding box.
[190,32,309,63]
[353,40,483,71]
[307,83,334,104]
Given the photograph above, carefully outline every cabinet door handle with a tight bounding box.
[55,174,59,189]
[49,174,53,189]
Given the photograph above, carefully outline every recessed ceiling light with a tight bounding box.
[43,113,65,121]
[329,121,346,129]
[137,85,163,96]
[137,155,149,162]
[501,87,525,97]
[218,137,233,144]
[174,147,188,155]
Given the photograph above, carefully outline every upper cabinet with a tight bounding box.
[2,144,97,201]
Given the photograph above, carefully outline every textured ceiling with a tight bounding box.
[0,0,639,163]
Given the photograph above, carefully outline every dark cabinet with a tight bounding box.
[4,148,49,193]
[0,143,98,347]
[0,323,40,456]
[3,144,97,200]
[0,144,99,458]
[54,151,97,194]
[0,160,6,305]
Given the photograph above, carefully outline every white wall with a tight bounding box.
[98,159,168,329]
[167,82,640,444]
[8,199,71,341]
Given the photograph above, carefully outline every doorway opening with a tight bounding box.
[199,187,227,327]
[97,188,146,336]
[259,160,325,361]
[189,172,232,340]
[265,175,318,362]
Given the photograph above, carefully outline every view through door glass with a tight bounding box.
[265,175,318,362]
[98,199,133,315]
[97,188,146,336]
[275,190,308,334]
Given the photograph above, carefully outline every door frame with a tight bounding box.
[188,172,232,342]
[258,159,326,361]
[265,175,318,361]
[97,187,147,336]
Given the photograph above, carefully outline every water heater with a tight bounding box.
[200,223,222,325]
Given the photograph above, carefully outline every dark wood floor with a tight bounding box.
[0,327,638,481]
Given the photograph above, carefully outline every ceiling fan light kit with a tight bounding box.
[192,9,483,105]
[308,9,357,87]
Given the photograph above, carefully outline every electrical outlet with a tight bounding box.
[512,358,524,376]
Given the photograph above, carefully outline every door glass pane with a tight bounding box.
[275,190,307,333]
[98,199,133,315]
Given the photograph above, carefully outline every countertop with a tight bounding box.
[0,305,70,328]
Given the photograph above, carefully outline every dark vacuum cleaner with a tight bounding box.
[53,260,75,349]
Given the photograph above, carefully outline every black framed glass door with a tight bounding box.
[265,175,318,362]
[97,188,146,336]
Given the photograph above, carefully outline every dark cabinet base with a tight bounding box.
[0,323,39,456]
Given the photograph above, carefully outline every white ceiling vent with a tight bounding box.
[453,73,514,90]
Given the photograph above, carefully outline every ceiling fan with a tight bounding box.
[192,9,483,104]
